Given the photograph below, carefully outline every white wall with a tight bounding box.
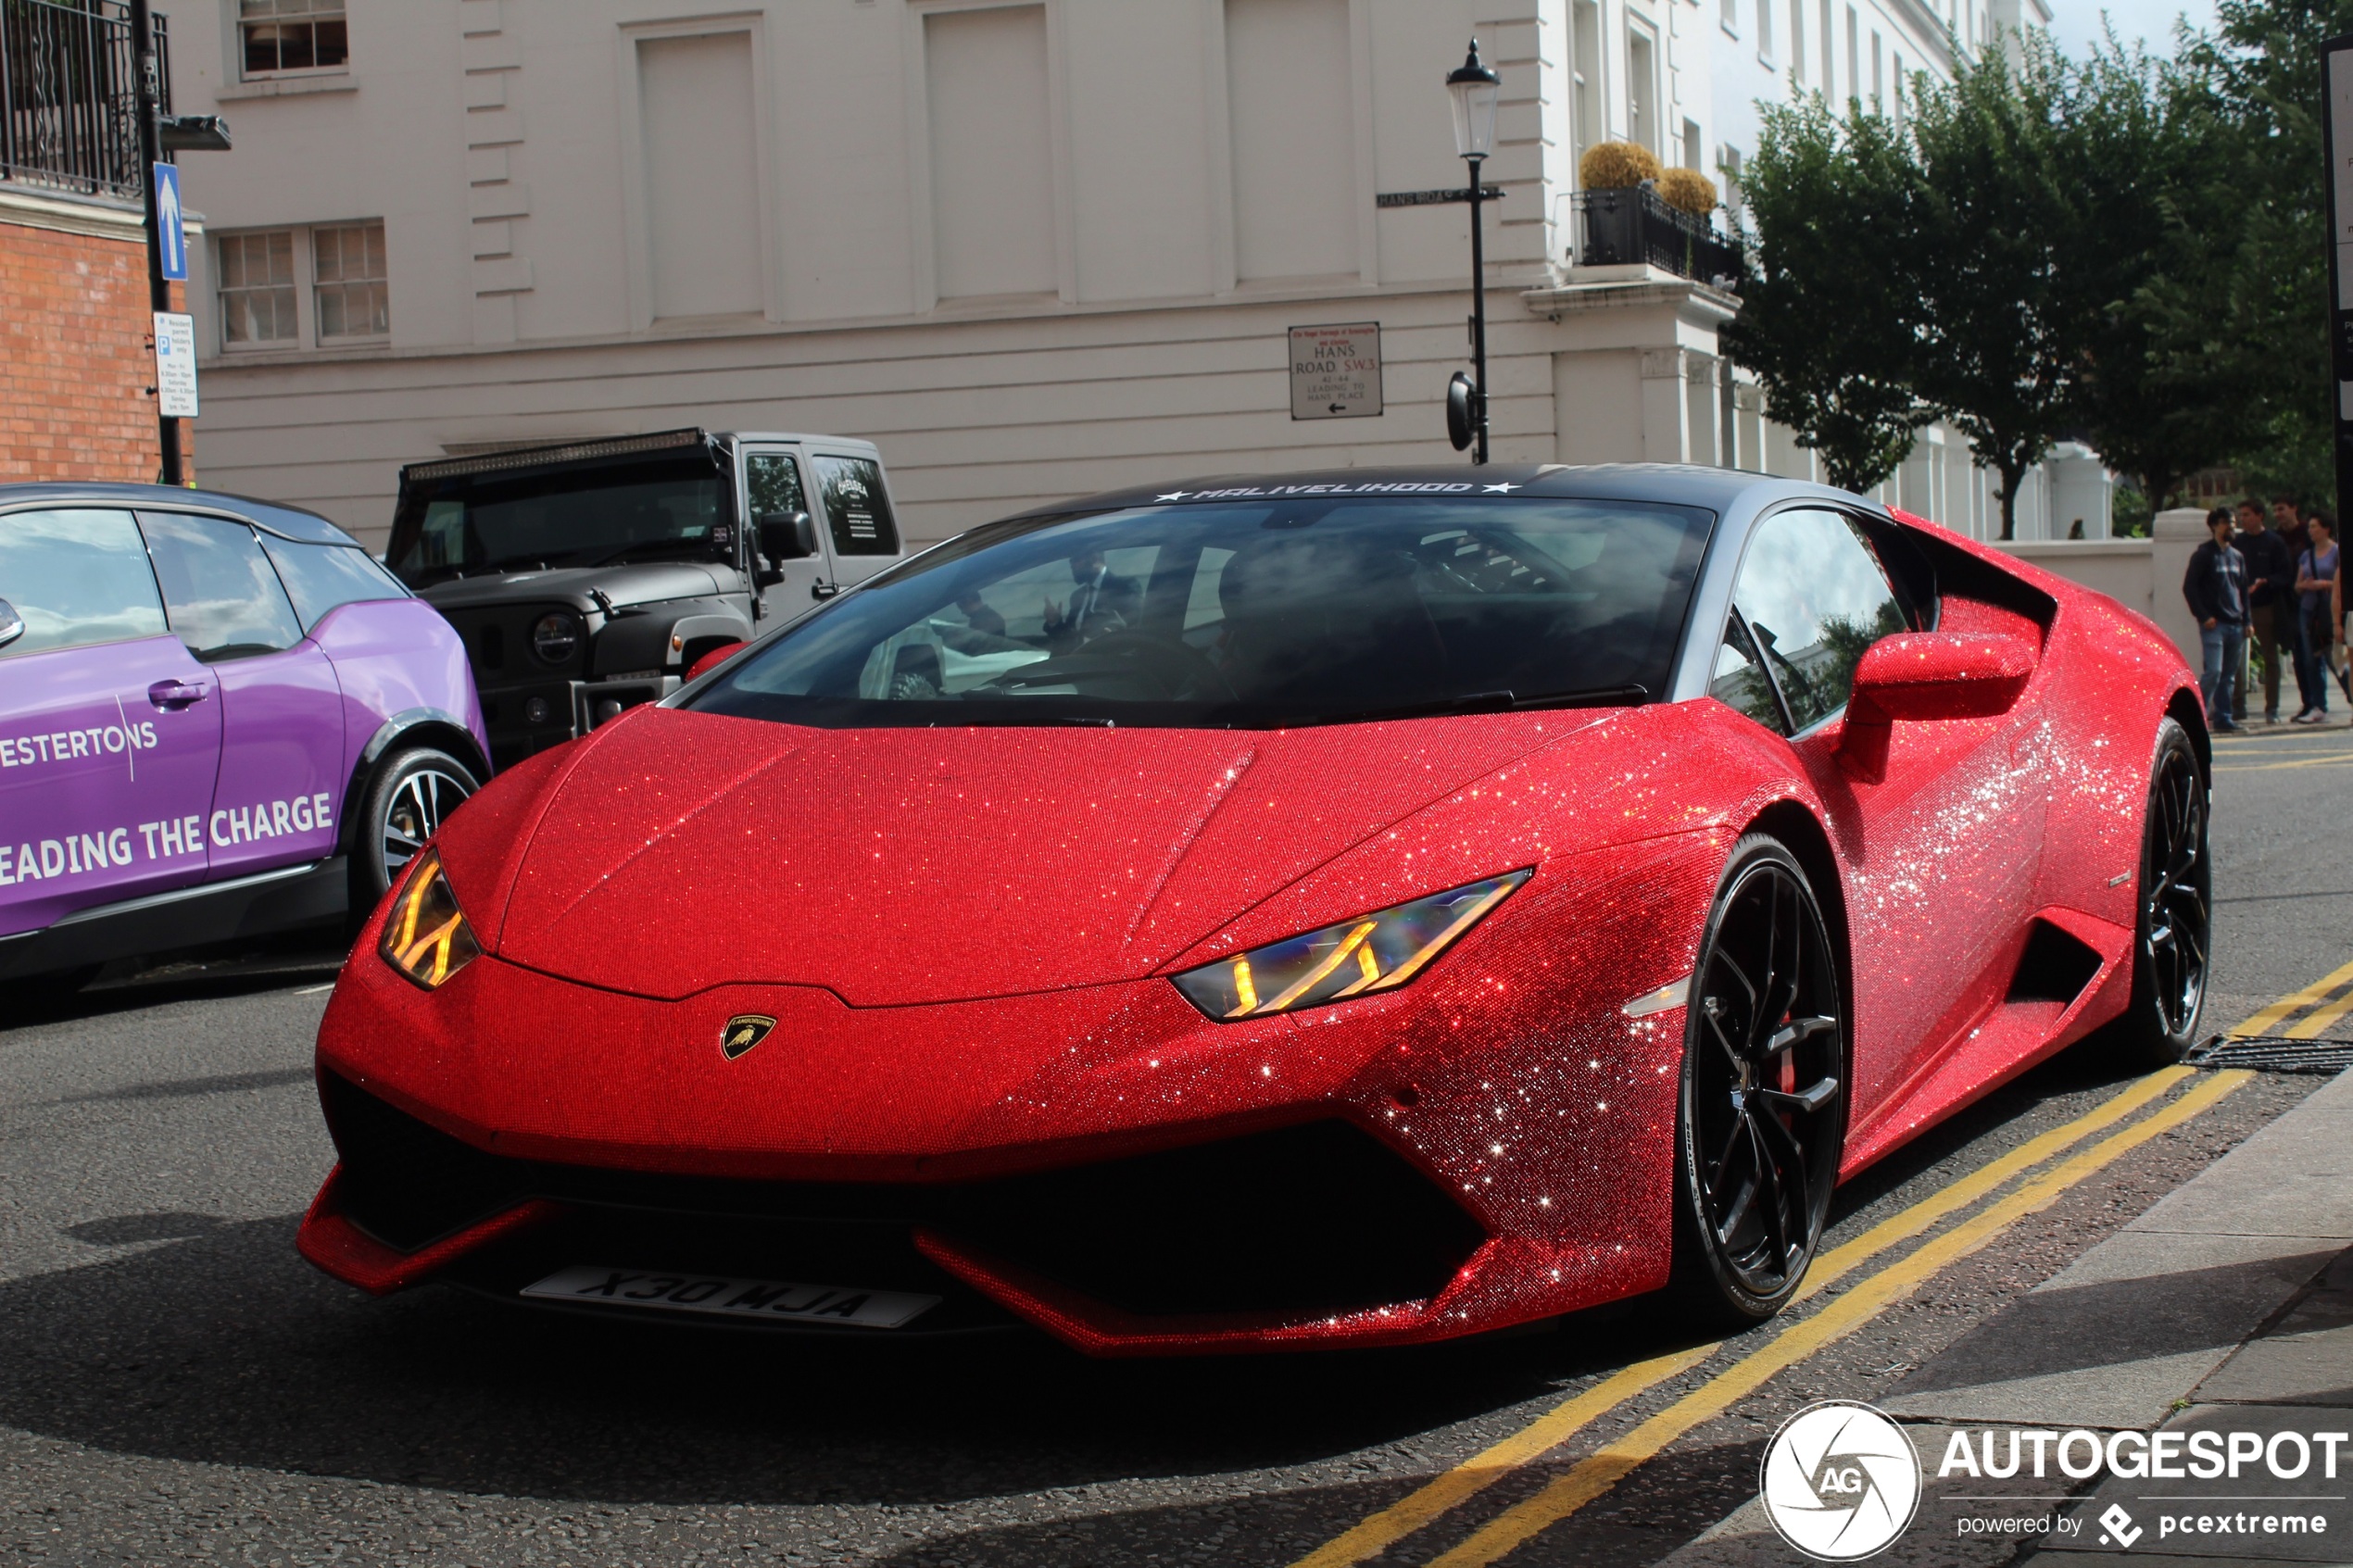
[168,0,2085,555]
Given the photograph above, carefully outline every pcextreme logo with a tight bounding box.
[1760,1400,1924,1561]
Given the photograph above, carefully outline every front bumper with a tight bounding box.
[475,674,677,770]
[304,833,1718,1352]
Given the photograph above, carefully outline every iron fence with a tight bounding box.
[1575,186,1742,287]
[0,0,169,202]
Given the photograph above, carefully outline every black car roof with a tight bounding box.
[1004,463,1797,521]
[0,482,361,547]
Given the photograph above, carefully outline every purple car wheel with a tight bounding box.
[357,748,478,907]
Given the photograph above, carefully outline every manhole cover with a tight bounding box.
[2188,1035,2353,1074]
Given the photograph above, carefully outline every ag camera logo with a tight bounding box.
[1761,1399,1923,1561]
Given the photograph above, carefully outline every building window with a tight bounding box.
[313,221,388,339]
[240,0,347,77]
[1757,0,1774,60]
[1572,0,1603,163]
[1628,25,1658,154]
[218,231,297,346]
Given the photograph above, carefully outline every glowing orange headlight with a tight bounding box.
[378,848,481,990]
[1171,870,1530,1021]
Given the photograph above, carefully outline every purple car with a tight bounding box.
[0,483,489,993]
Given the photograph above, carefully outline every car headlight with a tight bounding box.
[1171,869,1530,1021]
[532,611,580,665]
[379,848,481,989]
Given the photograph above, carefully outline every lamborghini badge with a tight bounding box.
[720,1014,777,1060]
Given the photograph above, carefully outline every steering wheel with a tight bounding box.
[1061,630,1240,703]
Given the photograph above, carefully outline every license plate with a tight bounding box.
[521,1265,939,1329]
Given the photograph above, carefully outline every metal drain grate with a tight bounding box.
[2188,1035,2353,1074]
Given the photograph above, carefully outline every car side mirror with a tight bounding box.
[759,511,817,561]
[0,598,21,651]
[1837,632,2035,783]
[752,511,815,589]
[686,639,747,682]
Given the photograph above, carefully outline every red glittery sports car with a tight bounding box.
[299,466,2210,1352]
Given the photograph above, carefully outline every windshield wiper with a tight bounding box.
[1315,684,1647,726]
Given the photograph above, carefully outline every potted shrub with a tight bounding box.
[1576,142,1662,266]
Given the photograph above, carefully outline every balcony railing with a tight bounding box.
[1575,186,1742,287]
[0,0,170,202]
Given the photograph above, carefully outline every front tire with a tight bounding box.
[352,747,479,913]
[1670,834,1848,1327]
[2108,719,2209,1066]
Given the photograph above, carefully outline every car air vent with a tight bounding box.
[2007,920,2105,1007]
[941,1121,1486,1317]
[321,1071,528,1251]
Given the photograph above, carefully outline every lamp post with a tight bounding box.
[127,0,230,487]
[1446,40,1501,465]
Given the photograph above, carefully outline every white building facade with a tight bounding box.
[170,0,2097,555]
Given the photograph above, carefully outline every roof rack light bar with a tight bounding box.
[402,428,710,483]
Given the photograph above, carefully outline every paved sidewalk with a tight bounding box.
[1655,1067,2353,1566]
[2023,1065,2353,1564]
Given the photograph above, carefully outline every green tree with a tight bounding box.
[1724,97,1931,495]
[2178,0,2347,507]
[2060,39,2264,510]
[1906,36,2084,538]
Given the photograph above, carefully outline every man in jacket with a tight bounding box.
[2234,499,2296,723]
[2187,508,2252,732]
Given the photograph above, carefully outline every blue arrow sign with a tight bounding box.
[153,162,186,281]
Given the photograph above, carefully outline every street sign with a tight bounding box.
[1374,185,1504,207]
[152,161,186,281]
[1289,322,1383,421]
[2325,36,2353,538]
[153,310,197,418]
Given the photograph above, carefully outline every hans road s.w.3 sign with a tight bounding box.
[1288,321,1382,420]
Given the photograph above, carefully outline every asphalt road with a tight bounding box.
[1,720,2347,1568]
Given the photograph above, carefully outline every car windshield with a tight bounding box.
[686,495,1715,729]
[385,457,730,584]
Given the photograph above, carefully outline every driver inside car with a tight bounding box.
[1041,547,1141,649]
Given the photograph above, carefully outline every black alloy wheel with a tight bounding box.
[355,747,480,911]
[1672,834,1847,1325]
[2112,720,2209,1065]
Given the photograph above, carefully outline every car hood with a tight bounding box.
[476,706,1599,1005]
[414,560,725,611]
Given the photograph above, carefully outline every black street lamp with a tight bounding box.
[1445,40,1501,465]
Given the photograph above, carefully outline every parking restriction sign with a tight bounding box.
[1288,322,1383,420]
[153,311,198,418]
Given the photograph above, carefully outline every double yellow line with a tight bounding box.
[1291,1063,2254,1568]
[2229,957,2353,1041]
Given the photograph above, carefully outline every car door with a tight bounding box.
[136,510,346,883]
[740,445,837,621]
[1708,507,2043,1124]
[808,451,903,591]
[0,508,220,937]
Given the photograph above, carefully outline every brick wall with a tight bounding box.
[0,216,191,483]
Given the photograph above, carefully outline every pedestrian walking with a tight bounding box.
[2233,499,2295,722]
[2186,507,2251,732]
[2292,514,2339,721]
